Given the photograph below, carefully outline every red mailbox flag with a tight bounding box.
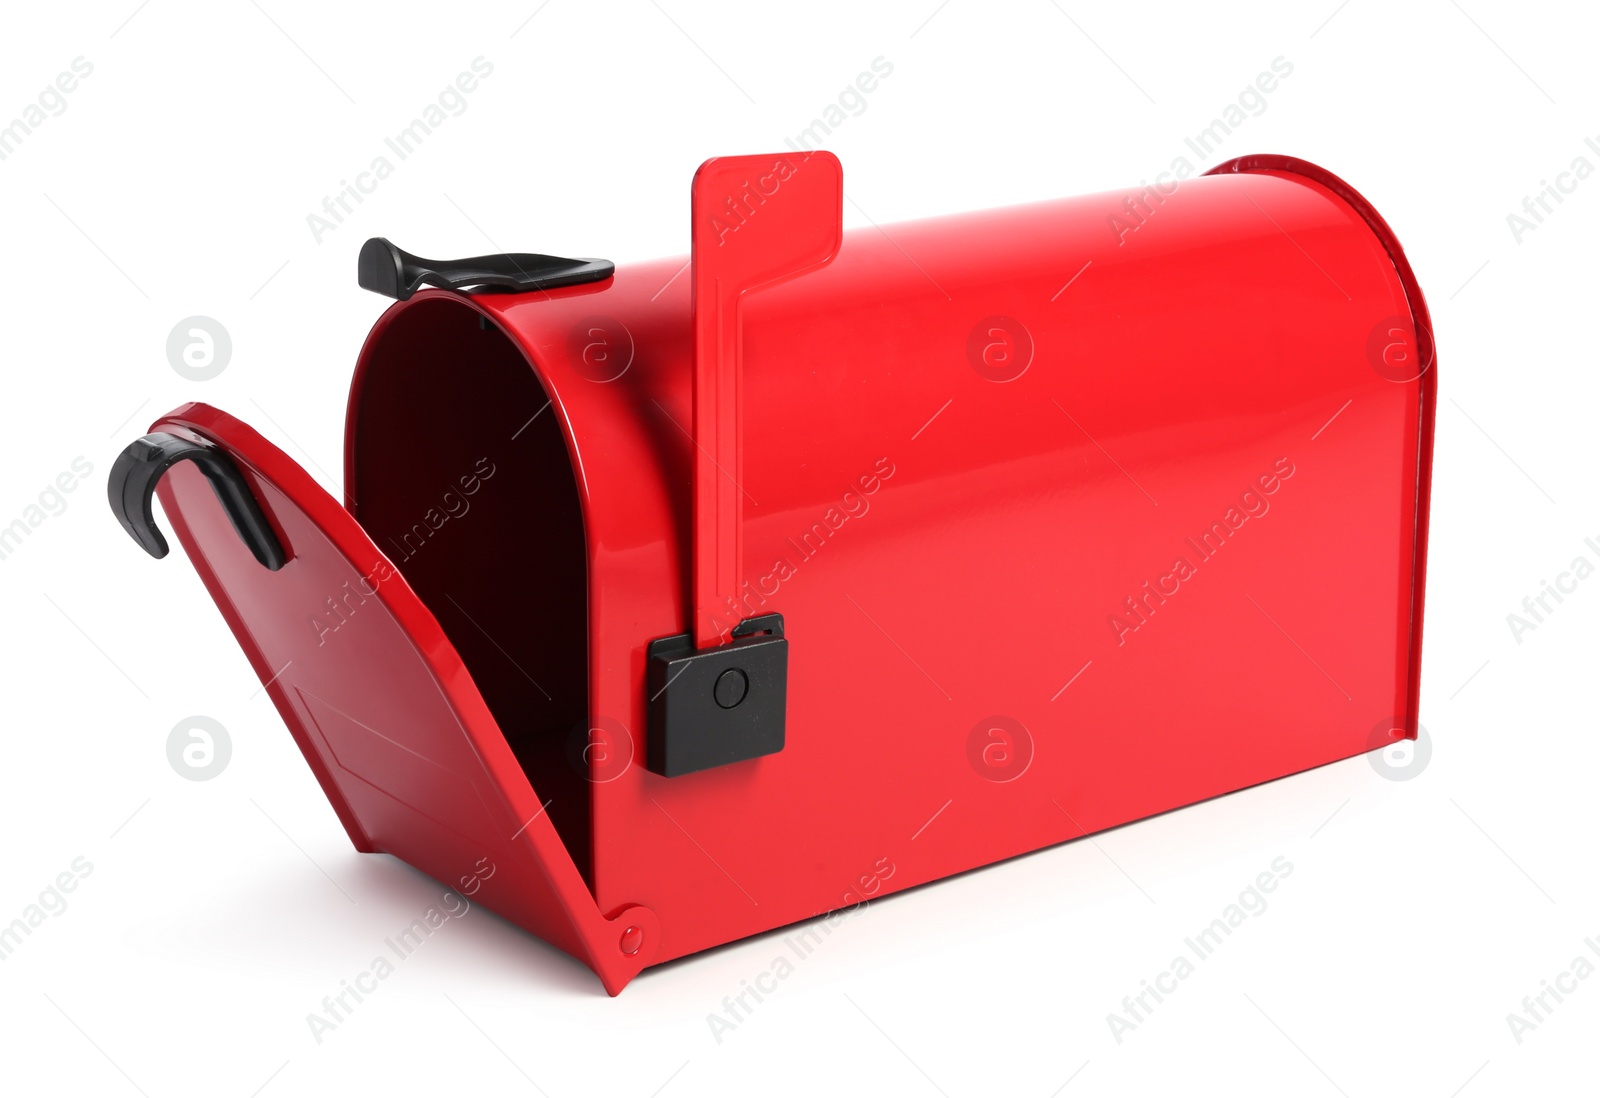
[690,152,844,645]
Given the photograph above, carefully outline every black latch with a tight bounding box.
[357,237,614,301]
[647,614,788,777]
[108,432,287,570]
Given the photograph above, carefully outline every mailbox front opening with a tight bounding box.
[347,297,594,886]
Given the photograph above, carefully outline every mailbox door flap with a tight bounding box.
[143,402,655,994]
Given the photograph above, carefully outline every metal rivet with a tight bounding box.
[619,925,643,955]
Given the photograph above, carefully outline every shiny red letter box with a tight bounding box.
[109,152,1435,994]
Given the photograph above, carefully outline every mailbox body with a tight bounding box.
[130,154,1434,994]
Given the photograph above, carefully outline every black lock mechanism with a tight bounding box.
[647,614,788,777]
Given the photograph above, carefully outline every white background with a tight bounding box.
[1,1,1596,1095]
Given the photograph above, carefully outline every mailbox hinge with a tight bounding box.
[646,614,788,777]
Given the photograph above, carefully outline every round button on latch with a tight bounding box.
[713,668,749,709]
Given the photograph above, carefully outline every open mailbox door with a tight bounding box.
[121,403,656,995]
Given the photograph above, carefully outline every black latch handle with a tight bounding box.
[647,613,788,777]
[108,432,287,570]
[357,237,614,301]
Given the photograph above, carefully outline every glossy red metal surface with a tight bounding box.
[152,405,658,995]
[689,152,844,646]
[141,153,1434,993]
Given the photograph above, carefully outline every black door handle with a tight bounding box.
[108,432,287,570]
[357,237,614,301]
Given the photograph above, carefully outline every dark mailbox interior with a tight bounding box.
[347,297,593,887]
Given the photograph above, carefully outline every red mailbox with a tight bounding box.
[109,152,1435,994]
